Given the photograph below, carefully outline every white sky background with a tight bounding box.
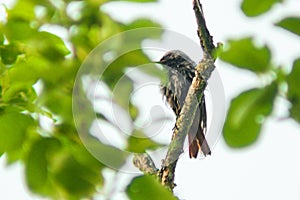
[1,0,300,199]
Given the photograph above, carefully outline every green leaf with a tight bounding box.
[69,144,104,172]
[4,62,39,85]
[103,50,151,87]
[287,58,300,123]
[287,58,300,99]
[26,138,104,199]
[0,110,36,163]
[126,175,177,200]
[220,37,271,73]
[275,17,300,36]
[125,18,161,31]
[127,130,164,153]
[7,0,35,21]
[33,31,70,60]
[0,44,20,64]
[52,152,102,198]
[83,136,129,169]
[40,88,73,122]
[5,19,36,41]
[223,82,278,147]
[0,33,5,44]
[241,0,280,17]
[0,111,34,153]
[123,24,162,48]
[25,137,61,195]
[1,58,46,102]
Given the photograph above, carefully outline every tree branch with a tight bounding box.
[193,0,215,56]
[133,0,216,192]
[159,58,215,190]
[158,0,216,190]
[133,153,158,175]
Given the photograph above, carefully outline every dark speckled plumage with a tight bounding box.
[159,50,211,158]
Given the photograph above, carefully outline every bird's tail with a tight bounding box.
[188,129,211,158]
[188,96,211,158]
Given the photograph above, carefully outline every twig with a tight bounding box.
[193,0,215,56]
[133,153,158,175]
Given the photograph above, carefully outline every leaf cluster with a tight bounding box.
[0,0,168,199]
[220,1,300,147]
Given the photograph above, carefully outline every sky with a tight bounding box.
[1,0,300,199]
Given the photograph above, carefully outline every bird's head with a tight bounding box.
[158,50,196,70]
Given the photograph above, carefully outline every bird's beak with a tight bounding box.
[153,61,162,64]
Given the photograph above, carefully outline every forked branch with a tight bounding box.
[134,0,217,192]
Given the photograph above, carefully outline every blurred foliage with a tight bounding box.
[126,175,177,200]
[221,2,300,147]
[219,37,271,73]
[241,0,281,17]
[276,17,300,37]
[223,82,277,147]
[0,0,167,199]
[126,130,164,153]
[286,59,300,123]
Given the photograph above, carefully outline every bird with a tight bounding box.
[158,50,211,158]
